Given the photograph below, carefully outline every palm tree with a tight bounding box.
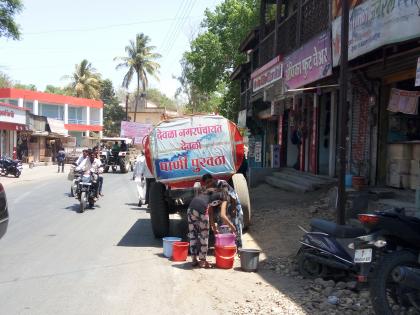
[115,33,161,122]
[64,59,102,99]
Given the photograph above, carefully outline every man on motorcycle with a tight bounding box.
[75,150,103,198]
[75,149,88,166]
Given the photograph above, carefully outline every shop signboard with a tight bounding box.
[254,141,262,163]
[332,0,420,66]
[388,89,420,115]
[415,57,420,87]
[62,137,77,148]
[237,109,247,128]
[0,102,26,125]
[251,56,283,92]
[120,121,153,145]
[284,31,332,90]
[148,116,236,182]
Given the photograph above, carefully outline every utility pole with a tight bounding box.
[125,94,129,121]
[337,0,350,225]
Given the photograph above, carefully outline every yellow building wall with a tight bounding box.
[127,112,163,126]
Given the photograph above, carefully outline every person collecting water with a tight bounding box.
[187,189,234,268]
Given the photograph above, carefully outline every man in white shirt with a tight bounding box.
[76,150,103,197]
[133,150,154,207]
[75,149,88,166]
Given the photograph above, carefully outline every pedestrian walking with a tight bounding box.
[56,147,66,173]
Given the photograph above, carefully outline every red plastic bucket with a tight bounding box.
[215,245,237,269]
[172,242,189,261]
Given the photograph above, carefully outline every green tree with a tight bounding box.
[45,85,70,95]
[100,79,125,136]
[64,59,102,99]
[146,88,177,111]
[0,0,23,40]
[0,71,12,87]
[182,0,259,119]
[115,33,161,122]
[14,83,37,90]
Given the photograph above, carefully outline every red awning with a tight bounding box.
[0,122,29,131]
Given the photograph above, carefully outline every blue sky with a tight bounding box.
[0,0,222,100]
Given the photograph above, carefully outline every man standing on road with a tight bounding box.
[133,150,154,207]
[56,147,66,173]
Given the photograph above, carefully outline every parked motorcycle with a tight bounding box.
[0,156,23,178]
[297,218,366,279]
[353,208,420,315]
[75,172,98,213]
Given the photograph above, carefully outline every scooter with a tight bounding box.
[297,218,366,279]
[353,208,420,315]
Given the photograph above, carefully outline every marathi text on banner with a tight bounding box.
[284,31,332,90]
[149,116,236,182]
[120,121,153,145]
[388,89,420,115]
[332,0,420,66]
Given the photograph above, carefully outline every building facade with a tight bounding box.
[233,0,420,190]
[0,88,103,147]
[0,102,29,157]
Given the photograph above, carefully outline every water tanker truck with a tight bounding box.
[144,115,251,238]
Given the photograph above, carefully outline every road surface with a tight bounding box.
[0,170,306,315]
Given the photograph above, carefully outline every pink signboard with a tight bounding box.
[120,121,153,145]
[284,31,332,90]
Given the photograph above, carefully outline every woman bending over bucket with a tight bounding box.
[187,190,233,268]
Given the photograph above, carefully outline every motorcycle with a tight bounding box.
[297,218,366,279]
[0,156,23,178]
[353,208,420,315]
[75,172,98,213]
[69,168,80,197]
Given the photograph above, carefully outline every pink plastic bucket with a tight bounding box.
[215,233,236,247]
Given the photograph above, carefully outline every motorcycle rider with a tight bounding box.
[75,149,88,166]
[75,150,103,198]
[120,140,128,152]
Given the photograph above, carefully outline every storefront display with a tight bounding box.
[0,102,29,157]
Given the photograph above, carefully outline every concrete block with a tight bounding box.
[387,159,411,176]
[410,160,420,176]
[412,144,420,160]
[387,174,403,188]
[272,172,317,190]
[388,143,412,159]
[410,175,420,190]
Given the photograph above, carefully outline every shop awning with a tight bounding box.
[0,122,29,131]
[47,118,68,137]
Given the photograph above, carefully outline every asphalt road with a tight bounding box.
[0,172,218,315]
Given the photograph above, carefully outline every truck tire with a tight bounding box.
[150,182,170,238]
[232,173,251,229]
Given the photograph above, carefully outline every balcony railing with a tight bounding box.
[259,31,275,66]
[90,120,101,125]
[68,118,87,125]
[277,11,298,56]
[258,0,329,68]
[301,0,329,44]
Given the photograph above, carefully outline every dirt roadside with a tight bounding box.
[177,184,376,315]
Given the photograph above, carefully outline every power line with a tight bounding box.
[163,0,197,57]
[23,16,198,35]
[159,0,190,53]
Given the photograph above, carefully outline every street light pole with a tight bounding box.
[337,0,350,225]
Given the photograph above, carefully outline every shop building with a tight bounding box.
[233,0,420,191]
[0,88,103,147]
[0,102,29,157]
